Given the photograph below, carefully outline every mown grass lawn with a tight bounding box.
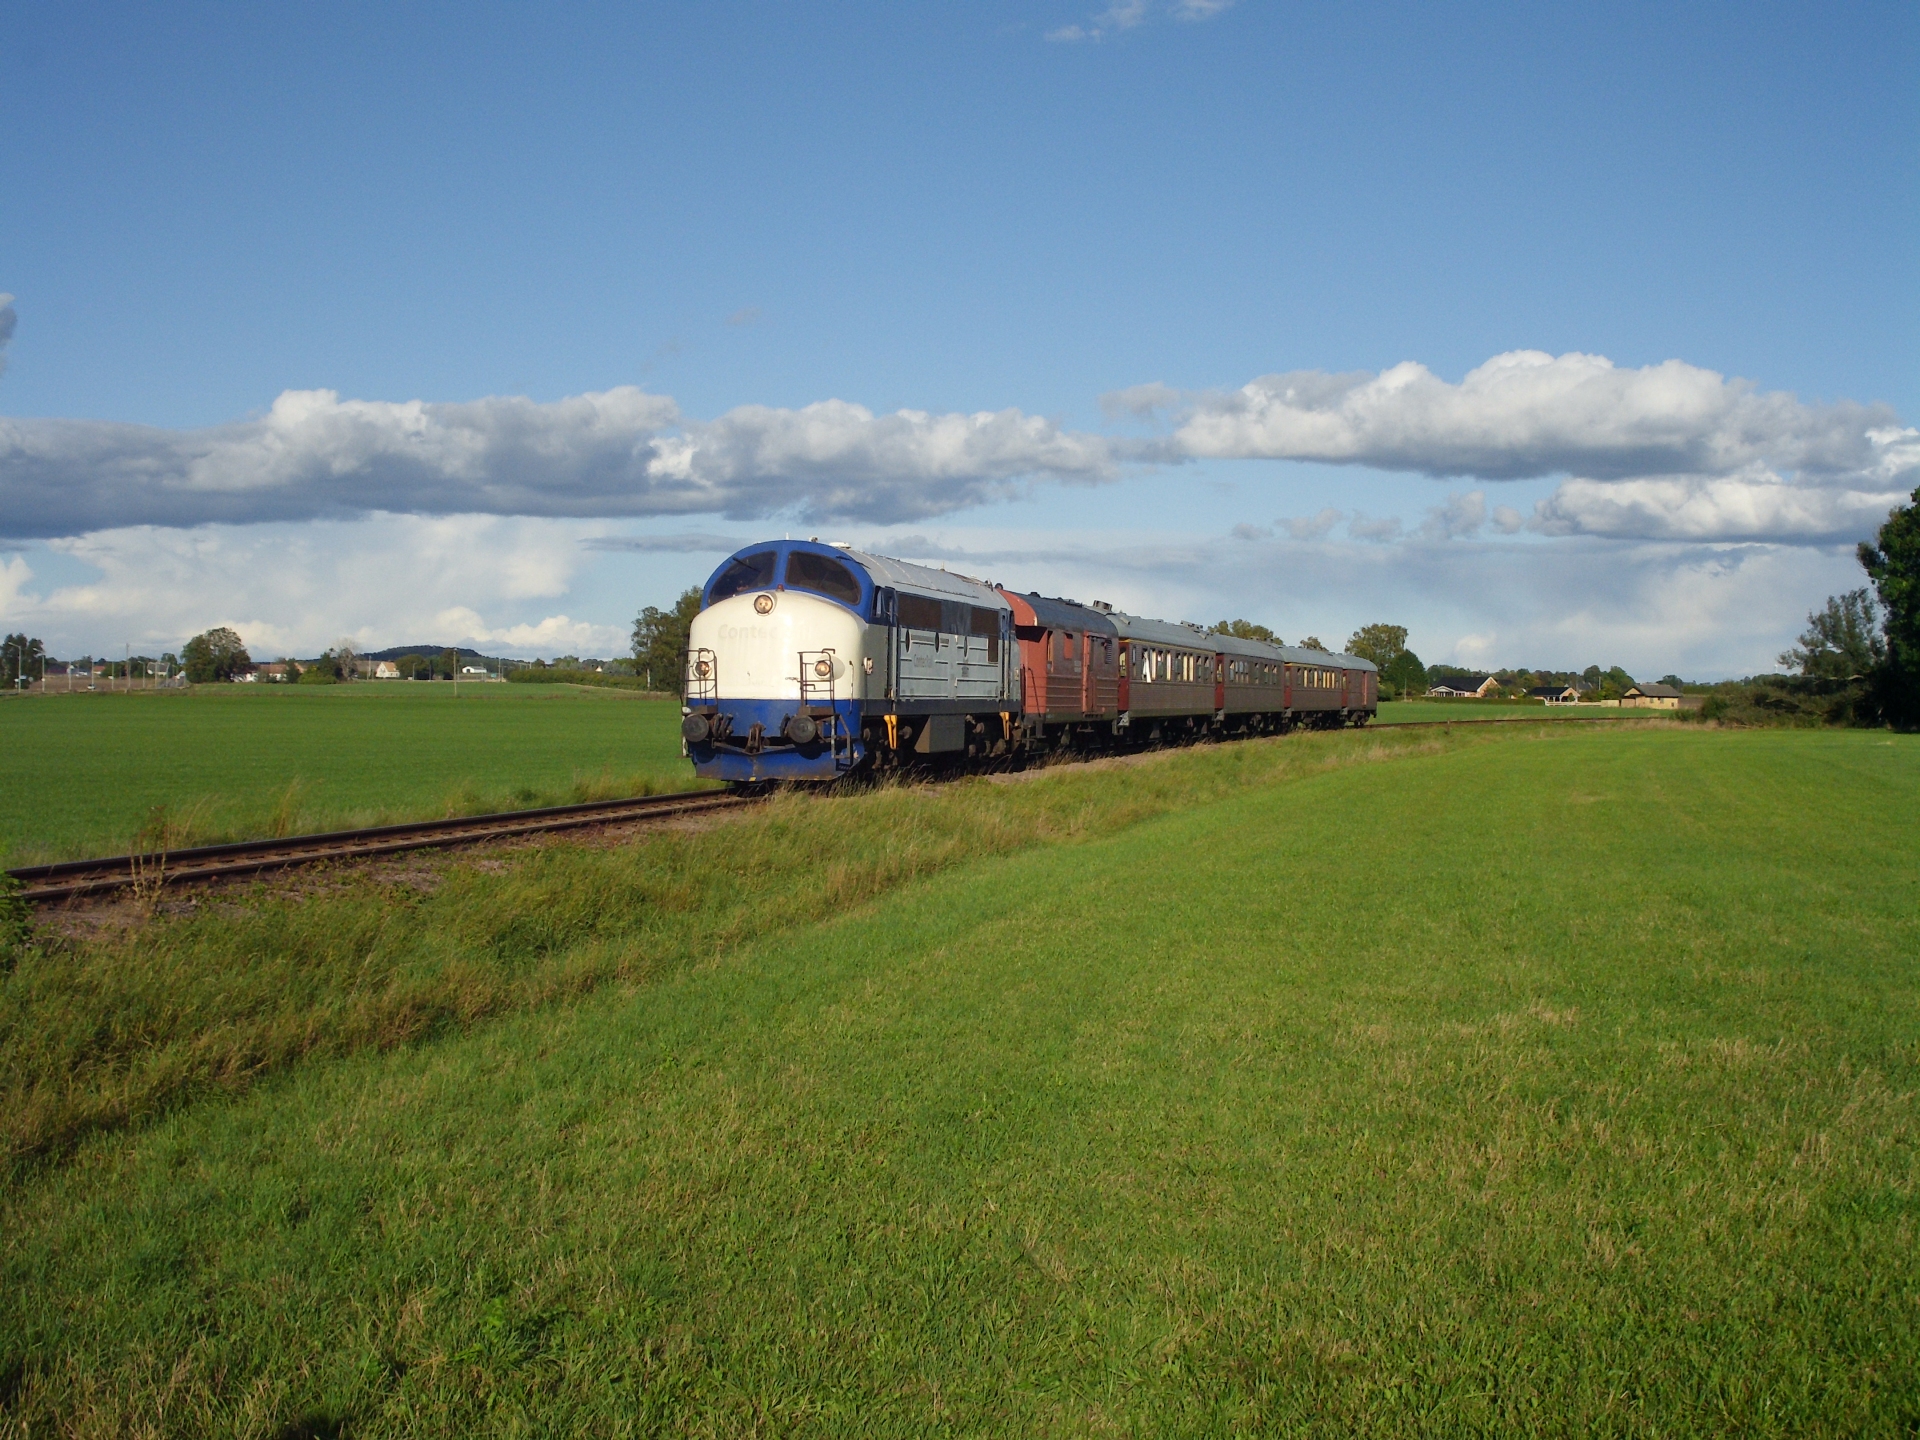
[2,726,1915,1436]
[0,684,698,866]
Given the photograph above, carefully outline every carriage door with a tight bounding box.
[872,587,897,702]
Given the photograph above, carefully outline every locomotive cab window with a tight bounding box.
[709,551,777,602]
[897,593,942,632]
[785,551,862,607]
[968,606,1001,662]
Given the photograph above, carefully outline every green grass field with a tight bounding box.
[1374,698,1643,723]
[0,685,700,866]
[3,725,1915,1435]
[0,686,1648,868]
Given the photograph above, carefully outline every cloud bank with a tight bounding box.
[1,349,1908,547]
[2,515,632,658]
[1108,349,1915,545]
[0,388,1114,539]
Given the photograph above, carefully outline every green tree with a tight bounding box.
[1344,623,1408,668]
[1299,636,1328,652]
[181,627,251,683]
[1209,618,1279,643]
[1778,589,1885,681]
[1381,648,1426,697]
[395,652,427,680]
[632,587,704,691]
[1859,485,1920,727]
[440,648,460,680]
[2,633,45,687]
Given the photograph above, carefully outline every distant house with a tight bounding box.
[373,661,401,680]
[1623,682,1686,710]
[256,662,294,682]
[1527,684,1580,705]
[1429,674,1498,698]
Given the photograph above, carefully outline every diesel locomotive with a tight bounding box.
[680,539,1378,783]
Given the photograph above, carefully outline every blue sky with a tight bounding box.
[2,1,1915,675]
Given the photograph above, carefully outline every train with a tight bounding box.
[680,539,1378,783]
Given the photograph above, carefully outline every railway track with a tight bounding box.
[6,713,1662,905]
[6,789,752,904]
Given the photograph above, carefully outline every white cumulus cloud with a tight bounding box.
[0,515,633,658]
[1141,350,1915,545]
[0,387,1117,539]
[1531,473,1911,544]
[1164,350,1908,482]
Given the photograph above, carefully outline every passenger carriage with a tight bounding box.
[1000,592,1120,745]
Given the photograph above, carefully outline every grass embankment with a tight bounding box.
[3,726,1916,1434]
[0,684,699,867]
[1,727,1461,1172]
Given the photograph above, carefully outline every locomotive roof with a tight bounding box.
[836,547,1007,608]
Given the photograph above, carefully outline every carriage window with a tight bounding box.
[786,551,863,607]
[709,550,777,602]
[897,593,942,632]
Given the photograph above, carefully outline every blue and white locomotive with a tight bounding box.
[680,540,1017,783]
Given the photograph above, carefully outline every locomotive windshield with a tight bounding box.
[786,551,863,607]
[709,550,777,602]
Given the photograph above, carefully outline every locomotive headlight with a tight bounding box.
[694,660,712,678]
[813,658,833,678]
[753,593,776,614]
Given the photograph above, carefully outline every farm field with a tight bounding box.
[3,725,1915,1435]
[1374,698,1649,723]
[0,684,701,866]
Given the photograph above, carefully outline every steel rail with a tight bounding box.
[6,712,1666,904]
[7,790,751,903]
